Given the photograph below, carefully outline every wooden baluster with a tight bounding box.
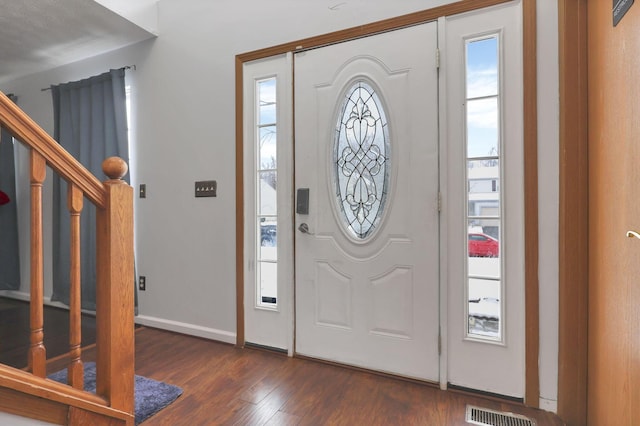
[68,183,84,389]
[96,157,134,415]
[29,150,46,377]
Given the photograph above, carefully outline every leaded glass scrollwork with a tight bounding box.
[334,81,389,239]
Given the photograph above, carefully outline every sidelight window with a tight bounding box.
[256,77,278,307]
[465,35,503,341]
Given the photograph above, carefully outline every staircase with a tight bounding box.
[0,91,135,425]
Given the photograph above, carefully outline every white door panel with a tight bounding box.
[444,2,525,397]
[294,22,440,381]
[243,54,293,352]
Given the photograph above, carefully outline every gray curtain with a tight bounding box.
[51,69,130,310]
[0,94,20,290]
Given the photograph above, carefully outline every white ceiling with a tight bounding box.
[0,0,156,85]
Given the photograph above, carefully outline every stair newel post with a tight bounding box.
[95,157,134,416]
[68,183,84,389]
[29,150,47,377]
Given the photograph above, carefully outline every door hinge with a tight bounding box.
[438,332,442,355]
[437,192,442,212]
[436,48,440,69]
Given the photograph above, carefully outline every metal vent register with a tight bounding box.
[466,405,536,426]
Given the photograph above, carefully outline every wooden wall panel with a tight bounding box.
[557,1,589,424]
[587,1,640,424]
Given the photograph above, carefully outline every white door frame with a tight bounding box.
[237,0,536,403]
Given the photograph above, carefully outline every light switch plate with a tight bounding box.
[195,180,216,197]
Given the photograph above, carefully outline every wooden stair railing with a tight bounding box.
[0,91,134,425]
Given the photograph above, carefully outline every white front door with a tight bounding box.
[294,22,440,381]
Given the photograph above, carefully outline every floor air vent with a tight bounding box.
[466,405,536,426]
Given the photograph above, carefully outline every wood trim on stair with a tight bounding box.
[0,91,106,208]
[0,364,132,425]
[0,93,136,424]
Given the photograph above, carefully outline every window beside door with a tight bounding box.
[465,34,503,341]
[256,77,278,308]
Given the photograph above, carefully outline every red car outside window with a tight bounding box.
[468,232,499,257]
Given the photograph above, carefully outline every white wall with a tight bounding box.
[0,0,559,409]
[93,0,159,35]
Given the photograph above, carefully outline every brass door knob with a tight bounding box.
[626,230,640,239]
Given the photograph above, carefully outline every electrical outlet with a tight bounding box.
[195,180,216,197]
[139,276,146,291]
[139,184,146,198]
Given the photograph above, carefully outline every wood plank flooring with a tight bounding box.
[0,297,565,425]
[50,327,564,425]
[0,297,96,369]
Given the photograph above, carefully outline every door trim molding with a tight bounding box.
[523,0,539,408]
[235,0,539,405]
[557,0,588,424]
[235,54,245,347]
[236,0,513,64]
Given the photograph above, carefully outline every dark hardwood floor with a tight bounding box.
[130,329,565,425]
[1,297,565,425]
[0,297,96,369]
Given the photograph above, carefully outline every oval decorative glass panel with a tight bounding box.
[334,81,389,239]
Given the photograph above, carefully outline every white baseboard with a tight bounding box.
[0,290,66,308]
[0,290,32,302]
[539,397,558,413]
[0,291,237,345]
[0,290,94,314]
[135,315,236,345]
